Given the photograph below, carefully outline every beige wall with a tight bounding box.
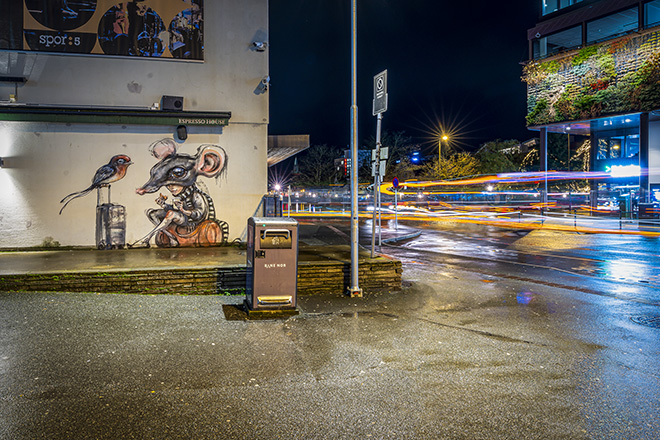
[0,0,269,248]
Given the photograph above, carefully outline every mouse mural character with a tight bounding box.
[131,138,229,248]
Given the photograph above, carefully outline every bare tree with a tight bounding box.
[294,144,342,186]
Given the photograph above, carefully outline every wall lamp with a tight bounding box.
[251,41,268,52]
[176,125,188,141]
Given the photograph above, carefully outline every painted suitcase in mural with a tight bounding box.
[96,203,126,250]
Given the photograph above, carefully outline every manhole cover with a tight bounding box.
[630,315,660,329]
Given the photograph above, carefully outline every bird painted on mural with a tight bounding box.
[59,155,132,215]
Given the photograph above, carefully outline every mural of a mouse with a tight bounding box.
[130,138,229,248]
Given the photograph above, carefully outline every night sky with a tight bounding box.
[268,0,541,154]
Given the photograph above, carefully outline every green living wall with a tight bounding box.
[524,30,660,126]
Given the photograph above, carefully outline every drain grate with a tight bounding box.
[630,315,660,329]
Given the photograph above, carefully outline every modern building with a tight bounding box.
[525,0,660,207]
[0,0,269,248]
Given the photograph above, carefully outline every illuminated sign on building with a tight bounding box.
[608,164,641,178]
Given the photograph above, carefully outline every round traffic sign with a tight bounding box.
[392,177,400,188]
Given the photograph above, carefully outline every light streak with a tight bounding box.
[288,210,660,237]
[378,169,656,196]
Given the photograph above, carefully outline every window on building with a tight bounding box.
[594,130,640,160]
[542,0,584,16]
[533,25,582,58]
[609,137,623,159]
[645,0,660,28]
[597,138,608,160]
[543,0,559,15]
[625,134,640,157]
[587,7,639,44]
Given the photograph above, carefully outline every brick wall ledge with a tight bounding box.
[0,259,402,296]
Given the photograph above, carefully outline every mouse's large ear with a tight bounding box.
[149,138,178,159]
[195,145,227,178]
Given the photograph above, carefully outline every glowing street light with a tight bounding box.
[439,134,449,159]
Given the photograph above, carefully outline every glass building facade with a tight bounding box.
[542,0,585,16]
[526,0,660,208]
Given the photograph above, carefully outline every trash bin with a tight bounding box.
[246,217,298,310]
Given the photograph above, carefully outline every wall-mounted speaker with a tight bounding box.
[161,95,184,111]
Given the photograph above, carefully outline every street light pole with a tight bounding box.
[348,0,362,297]
[439,134,448,176]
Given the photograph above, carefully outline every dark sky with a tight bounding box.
[268,0,541,154]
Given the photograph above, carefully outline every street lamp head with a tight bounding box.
[441,135,449,142]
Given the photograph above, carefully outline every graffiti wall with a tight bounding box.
[0,122,266,249]
[1,0,203,59]
[0,0,269,249]
[130,139,229,248]
[56,139,230,248]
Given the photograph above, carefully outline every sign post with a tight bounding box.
[370,70,388,258]
[392,177,400,231]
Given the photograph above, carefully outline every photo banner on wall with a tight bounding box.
[11,0,203,60]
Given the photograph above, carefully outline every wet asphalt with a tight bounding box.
[1,222,660,439]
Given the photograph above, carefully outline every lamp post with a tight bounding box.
[439,134,448,159]
[438,134,448,177]
[348,0,361,297]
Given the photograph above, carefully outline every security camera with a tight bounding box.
[252,41,268,52]
[254,75,270,95]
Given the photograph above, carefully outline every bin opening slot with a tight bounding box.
[261,229,291,239]
[259,229,293,249]
[258,295,292,306]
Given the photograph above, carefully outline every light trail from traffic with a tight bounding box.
[289,209,660,237]
[377,169,657,196]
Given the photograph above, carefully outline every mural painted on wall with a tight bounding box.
[523,30,660,126]
[59,154,132,214]
[8,0,203,59]
[130,139,229,248]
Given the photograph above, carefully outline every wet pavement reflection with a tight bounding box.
[1,220,659,439]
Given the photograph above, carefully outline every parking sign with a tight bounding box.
[372,70,388,115]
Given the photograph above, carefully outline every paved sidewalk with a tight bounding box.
[0,221,420,276]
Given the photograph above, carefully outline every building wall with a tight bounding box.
[650,120,660,185]
[0,0,269,248]
[524,29,660,126]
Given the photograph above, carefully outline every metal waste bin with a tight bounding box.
[246,217,298,310]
